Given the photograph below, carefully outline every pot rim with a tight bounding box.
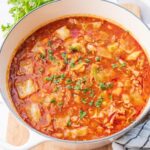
[0,0,150,144]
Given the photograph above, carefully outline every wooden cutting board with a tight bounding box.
[6,3,140,150]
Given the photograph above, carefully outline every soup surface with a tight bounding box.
[9,16,150,140]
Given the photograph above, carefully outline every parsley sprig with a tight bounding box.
[1,0,54,33]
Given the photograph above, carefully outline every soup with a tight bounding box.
[8,16,150,140]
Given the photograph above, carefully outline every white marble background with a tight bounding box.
[0,0,150,149]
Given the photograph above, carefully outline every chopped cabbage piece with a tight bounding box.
[56,26,70,40]
[18,59,33,75]
[127,51,141,61]
[65,126,88,138]
[15,79,38,98]
[29,103,41,122]
[97,47,112,59]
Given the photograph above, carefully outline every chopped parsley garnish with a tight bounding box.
[112,63,118,69]
[66,78,72,84]
[81,98,87,104]
[60,74,66,79]
[53,87,59,92]
[45,74,65,83]
[53,79,60,84]
[66,85,73,90]
[70,43,81,52]
[1,0,55,34]
[74,79,82,90]
[40,53,45,59]
[89,100,94,106]
[95,97,104,107]
[120,62,126,68]
[90,90,94,97]
[58,101,64,106]
[85,58,90,63]
[99,82,113,90]
[74,85,81,90]
[48,49,55,61]
[107,82,114,88]
[95,56,100,61]
[79,110,87,119]
[67,119,71,126]
[99,82,107,90]
[78,59,83,64]
[109,94,113,100]
[61,52,68,64]
[82,88,89,93]
[69,60,75,68]
[45,76,54,81]
[50,99,56,104]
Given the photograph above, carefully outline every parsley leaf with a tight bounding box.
[81,98,87,104]
[95,97,104,107]
[79,110,87,119]
[61,52,68,64]
[50,99,56,104]
[67,118,71,126]
[1,0,54,34]
[89,100,94,106]
[99,82,113,90]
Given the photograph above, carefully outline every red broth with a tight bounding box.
[9,16,150,140]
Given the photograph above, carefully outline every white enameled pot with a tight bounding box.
[0,0,150,149]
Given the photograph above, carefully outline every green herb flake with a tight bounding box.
[60,74,66,80]
[70,44,80,52]
[48,49,55,61]
[109,94,113,100]
[58,101,64,107]
[112,63,118,69]
[120,62,126,68]
[67,118,71,127]
[81,98,87,104]
[66,78,72,84]
[90,90,94,97]
[85,58,90,63]
[95,97,104,107]
[61,52,68,64]
[82,88,89,93]
[50,99,56,104]
[48,49,53,54]
[49,55,55,61]
[95,56,100,61]
[45,76,54,81]
[99,82,113,90]
[74,85,81,90]
[40,53,46,59]
[99,82,107,90]
[69,60,75,68]
[79,110,87,119]
[53,87,59,92]
[66,85,73,90]
[53,79,60,84]
[89,100,94,106]
[107,82,113,89]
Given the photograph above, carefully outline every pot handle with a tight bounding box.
[0,129,48,150]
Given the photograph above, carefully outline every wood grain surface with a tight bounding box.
[6,3,140,150]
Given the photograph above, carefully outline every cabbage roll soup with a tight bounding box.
[8,16,150,140]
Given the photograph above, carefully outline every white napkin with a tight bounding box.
[112,112,150,150]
